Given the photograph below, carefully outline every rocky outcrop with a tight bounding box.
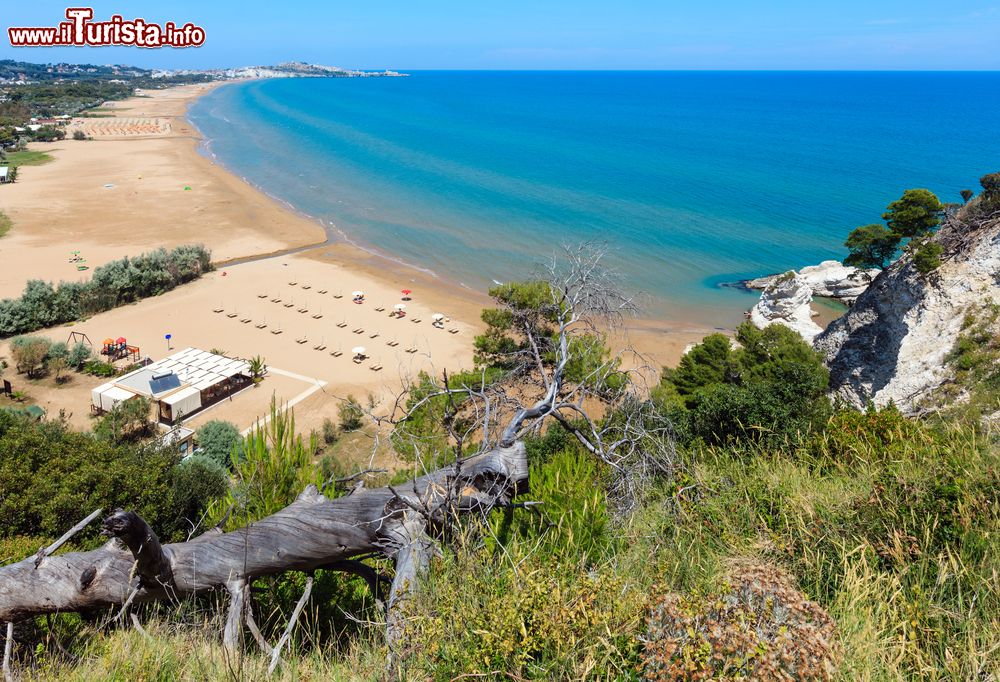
[746,260,879,304]
[814,211,1000,412]
[750,272,824,343]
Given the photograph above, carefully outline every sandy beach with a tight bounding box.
[0,82,712,433]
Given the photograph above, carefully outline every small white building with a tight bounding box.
[90,347,251,424]
[0,167,8,184]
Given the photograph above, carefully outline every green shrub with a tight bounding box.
[913,240,944,274]
[195,420,242,469]
[338,395,365,432]
[321,417,338,445]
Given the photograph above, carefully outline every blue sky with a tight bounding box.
[2,1,998,70]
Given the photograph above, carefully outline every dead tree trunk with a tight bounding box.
[0,443,527,627]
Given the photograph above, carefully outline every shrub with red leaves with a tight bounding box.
[641,563,839,681]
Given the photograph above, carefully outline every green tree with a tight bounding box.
[195,420,243,469]
[94,396,153,443]
[9,336,50,378]
[882,189,944,238]
[981,172,1000,204]
[661,333,737,408]
[0,411,221,542]
[247,355,267,381]
[959,189,974,204]
[67,341,92,369]
[843,223,900,269]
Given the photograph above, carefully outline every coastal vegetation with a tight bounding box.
[1,241,997,681]
[0,211,11,239]
[0,244,212,338]
[843,188,944,271]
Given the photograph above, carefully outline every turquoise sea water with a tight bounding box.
[188,72,1000,326]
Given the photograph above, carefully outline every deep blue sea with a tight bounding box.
[188,72,1000,326]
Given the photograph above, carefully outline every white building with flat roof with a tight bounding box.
[91,347,251,424]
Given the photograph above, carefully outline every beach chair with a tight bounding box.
[240,316,252,324]
[313,339,327,351]
[369,331,380,339]
[449,328,459,334]
[295,335,308,344]
[375,305,386,312]
[331,349,343,357]
[302,284,311,290]
[411,318,421,323]
[336,320,348,328]
[333,291,343,299]
[257,293,268,299]
[271,327,283,335]
[288,281,297,286]
[405,344,417,353]
[283,301,294,308]
[318,289,328,294]
[226,310,238,319]
[387,339,399,347]
[255,320,267,329]
[353,328,364,334]
[270,296,282,303]
[311,311,323,319]
[213,303,224,313]
[298,307,308,314]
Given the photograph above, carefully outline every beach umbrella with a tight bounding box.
[115,337,126,344]
[103,338,114,345]
[401,289,412,299]
[352,290,364,297]
[432,313,445,321]
[351,346,366,356]
[394,304,406,311]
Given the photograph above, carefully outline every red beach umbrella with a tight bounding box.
[115,337,126,344]
[401,289,412,300]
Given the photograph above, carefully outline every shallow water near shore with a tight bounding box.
[188,71,1000,327]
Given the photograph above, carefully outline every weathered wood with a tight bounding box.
[268,576,313,674]
[34,508,103,568]
[0,443,528,624]
[2,621,12,682]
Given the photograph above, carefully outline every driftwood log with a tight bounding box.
[0,443,528,648]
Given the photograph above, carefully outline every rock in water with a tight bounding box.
[750,272,824,343]
[746,260,879,305]
[814,210,1000,413]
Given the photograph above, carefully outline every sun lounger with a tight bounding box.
[387,340,399,347]
[257,293,268,298]
[295,337,308,344]
[213,305,224,313]
[255,321,267,329]
[411,318,421,323]
[283,302,294,308]
[449,328,459,334]
[271,297,281,303]
[302,284,311,290]
[226,312,238,318]
[405,346,417,353]
[271,328,283,335]
[333,293,343,299]
[370,364,383,372]
[311,312,323,319]
[313,343,326,350]
[297,307,308,313]
[353,328,364,334]
[240,316,252,323]
[353,357,363,364]
[318,289,328,294]
[288,281,297,286]
[331,350,343,357]
[337,321,348,328]
[369,332,380,339]
[375,306,385,312]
